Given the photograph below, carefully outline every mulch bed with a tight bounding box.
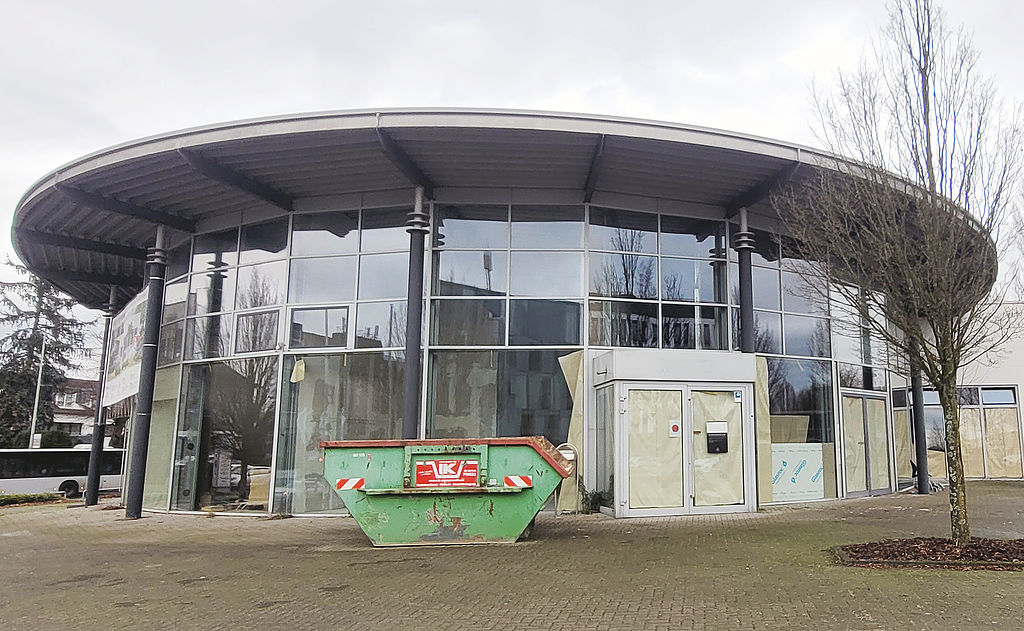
[833,537,1024,571]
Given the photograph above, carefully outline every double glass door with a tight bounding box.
[620,384,751,516]
[842,393,892,496]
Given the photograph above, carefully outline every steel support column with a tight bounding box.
[124,227,167,519]
[402,187,428,440]
[735,207,755,353]
[85,286,117,506]
[909,339,930,494]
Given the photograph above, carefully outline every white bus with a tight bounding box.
[0,448,124,498]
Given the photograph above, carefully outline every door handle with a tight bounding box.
[693,430,702,435]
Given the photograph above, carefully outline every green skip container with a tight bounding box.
[321,437,575,546]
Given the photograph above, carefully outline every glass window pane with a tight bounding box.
[750,310,782,354]
[589,252,657,299]
[172,358,277,512]
[192,228,238,270]
[700,261,728,304]
[958,387,980,406]
[289,256,356,304]
[239,218,288,265]
[982,388,1016,405]
[831,319,863,364]
[355,301,407,348]
[699,306,727,350]
[660,216,726,259]
[188,269,236,316]
[427,350,575,447]
[166,241,191,280]
[434,250,507,296]
[291,211,359,256]
[509,300,581,345]
[434,205,508,249]
[589,300,658,347]
[158,321,184,366]
[274,353,404,514]
[752,266,780,310]
[510,252,583,297]
[781,270,826,315]
[511,205,584,249]
[184,315,232,360]
[358,252,408,300]
[783,314,830,357]
[431,299,505,345]
[662,303,695,349]
[235,311,279,353]
[661,257,696,302]
[163,278,188,323]
[922,389,940,405]
[891,388,908,408]
[290,307,349,348]
[236,261,287,309]
[588,207,658,253]
[361,207,412,252]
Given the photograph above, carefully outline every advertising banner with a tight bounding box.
[101,288,148,407]
[771,443,825,502]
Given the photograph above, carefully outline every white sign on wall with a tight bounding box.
[101,288,149,407]
[771,443,825,502]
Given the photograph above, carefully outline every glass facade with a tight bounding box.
[138,197,889,515]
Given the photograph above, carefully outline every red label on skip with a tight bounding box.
[415,459,478,487]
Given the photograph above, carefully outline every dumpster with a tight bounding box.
[321,437,575,546]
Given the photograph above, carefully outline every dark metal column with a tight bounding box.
[402,187,428,439]
[84,286,117,506]
[909,339,930,494]
[124,227,168,519]
[734,207,755,353]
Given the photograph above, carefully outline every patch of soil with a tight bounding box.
[836,537,1024,571]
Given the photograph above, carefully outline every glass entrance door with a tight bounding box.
[620,383,750,516]
[841,393,891,496]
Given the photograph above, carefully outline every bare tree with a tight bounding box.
[774,0,1023,545]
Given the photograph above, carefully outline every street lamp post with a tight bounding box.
[27,337,47,448]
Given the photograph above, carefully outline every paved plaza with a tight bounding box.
[2,481,1023,630]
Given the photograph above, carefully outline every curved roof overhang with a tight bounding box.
[13,108,839,309]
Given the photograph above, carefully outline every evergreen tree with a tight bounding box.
[0,262,92,448]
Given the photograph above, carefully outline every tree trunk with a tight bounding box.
[936,379,970,546]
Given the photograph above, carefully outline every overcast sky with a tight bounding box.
[1,0,1021,330]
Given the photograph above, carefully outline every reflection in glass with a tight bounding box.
[660,216,726,258]
[239,218,288,265]
[509,300,581,345]
[660,257,696,302]
[166,241,191,280]
[729,226,779,266]
[699,306,728,350]
[589,300,658,347]
[358,252,408,300]
[236,261,287,309]
[732,309,782,354]
[431,299,505,346]
[662,303,695,349]
[589,207,658,253]
[752,266,780,310]
[361,208,412,252]
[192,228,238,270]
[982,388,1016,405]
[235,311,279,353]
[510,252,583,297]
[275,353,404,514]
[831,318,863,364]
[292,211,359,256]
[589,252,657,299]
[434,250,507,296]
[511,205,584,249]
[158,321,184,365]
[428,349,575,446]
[434,205,508,249]
[290,307,348,348]
[355,302,406,348]
[289,256,356,304]
[189,269,235,315]
[958,387,980,406]
[163,278,188,323]
[781,270,826,315]
[783,314,830,357]
[185,315,232,360]
[172,357,278,512]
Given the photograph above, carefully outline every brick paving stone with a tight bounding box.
[1,481,1023,630]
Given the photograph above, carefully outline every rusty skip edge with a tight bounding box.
[320,436,575,477]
